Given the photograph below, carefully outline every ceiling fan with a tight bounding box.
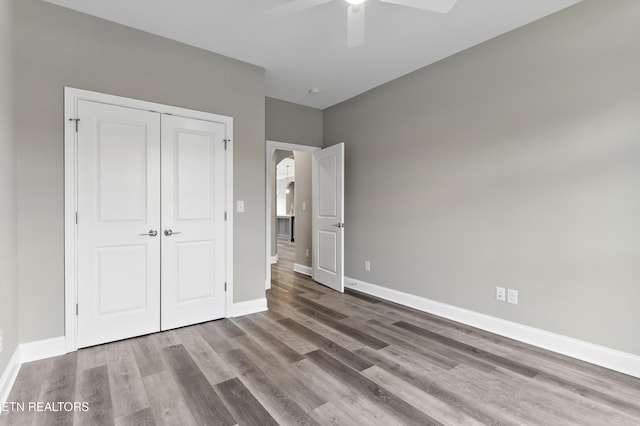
[267,0,458,48]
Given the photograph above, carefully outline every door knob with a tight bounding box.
[332,223,344,228]
[164,229,182,236]
[139,229,158,237]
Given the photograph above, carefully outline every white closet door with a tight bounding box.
[312,143,345,293]
[160,115,227,330]
[77,100,161,348]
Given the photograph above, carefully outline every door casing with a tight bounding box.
[64,87,234,352]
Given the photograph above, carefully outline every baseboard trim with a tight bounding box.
[0,336,67,402]
[270,255,279,264]
[293,263,312,277]
[0,347,22,403]
[345,276,640,379]
[20,336,66,364]
[229,298,268,317]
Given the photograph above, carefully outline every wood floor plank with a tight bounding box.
[305,349,444,426]
[74,365,114,426]
[255,311,320,354]
[182,336,235,386]
[131,334,166,378]
[215,378,279,426]
[232,334,326,411]
[104,340,150,419]
[367,318,497,373]
[351,319,459,370]
[142,371,197,426]
[33,352,78,426]
[362,365,484,426]
[76,345,107,372]
[114,407,155,426]
[197,322,238,355]
[394,320,541,378]
[278,317,373,371]
[161,344,235,426]
[291,359,397,425]
[0,361,46,426]
[355,346,508,425]
[232,315,305,363]
[296,307,390,350]
[221,348,320,425]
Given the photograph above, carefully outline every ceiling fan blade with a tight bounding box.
[266,0,334,17]
[379,0,458,14]
[347,4,365,48]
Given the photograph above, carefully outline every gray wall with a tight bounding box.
[0,0,18,376]
[293,152,312,268]
[15,0,266,343]
[324,0,640,356]
[266,97,323,147]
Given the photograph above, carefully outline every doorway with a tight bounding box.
[266,143,317,289]
[265,140,345,293]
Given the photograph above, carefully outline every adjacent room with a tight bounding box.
[1,0,639,424]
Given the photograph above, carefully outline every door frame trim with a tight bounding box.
[265,141,320,289]
[64,87,234,352]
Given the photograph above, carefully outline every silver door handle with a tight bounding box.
[332,223,344,228]
[139,229,158,237]
[164,229,182,236]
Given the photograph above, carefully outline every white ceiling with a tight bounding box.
[43,0,580,109]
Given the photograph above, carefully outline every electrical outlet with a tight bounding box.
[364,260,371,271]
[507,289,518,305]
[305,248,310,257]
[496,287,506,302]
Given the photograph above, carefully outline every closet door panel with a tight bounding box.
[77,100,161,348]
[161,115,227,330]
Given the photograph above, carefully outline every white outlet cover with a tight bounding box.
[496,286,506,302]
[507,289,518,305]
[237,200,245,212]
[364,260,371,271]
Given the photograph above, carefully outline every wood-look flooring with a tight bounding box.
[2,241,640,425]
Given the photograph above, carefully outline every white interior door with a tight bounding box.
[160,115,227,330]
[312,143,345,292]
[77,100,161,348]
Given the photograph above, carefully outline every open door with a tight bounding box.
[312,143,344,292]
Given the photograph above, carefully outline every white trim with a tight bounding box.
[229,298,268,317]
[293,263,313,277]
[345,276,640,379]
[20,337,66,364]
[64,87,233,351]
[224,129,234,320]
[270,255,279,264]
[0,336,67,402]
[265,141,320,291]
[0,347,21,403]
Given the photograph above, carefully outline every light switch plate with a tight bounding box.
[507,289,518,305]
[237,200,245,213]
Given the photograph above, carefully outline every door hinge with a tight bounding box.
[75,212,78,224]
[223,139,230,150]
[68,118,80,132]
[75,303,79,316]
[224,282,227,292]
[224,211,227,221]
